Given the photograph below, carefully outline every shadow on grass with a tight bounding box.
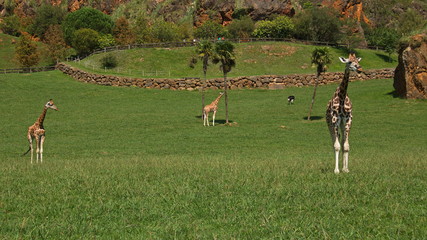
[386,90,402,98]
[375,53,395,63]
[303,116,324,121]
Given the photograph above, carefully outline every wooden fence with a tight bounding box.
[0,66,56,74]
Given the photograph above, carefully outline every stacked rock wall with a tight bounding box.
[57,63,394,90]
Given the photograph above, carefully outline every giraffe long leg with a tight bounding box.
[40,135,45,163]
[35,135,40,163]
[212,111,216,126]
[205,113,209,126]
[342,117,352,173]
[28,134,34,164]
[327,110,340,174]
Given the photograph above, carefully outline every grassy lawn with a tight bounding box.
[69,41,398,79]
[0,71,426,239]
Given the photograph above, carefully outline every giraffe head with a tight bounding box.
[339,53,363,73]
[45,99,59,111]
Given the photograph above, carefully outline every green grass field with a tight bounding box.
[69,41,398,79]
[0,71,426,239]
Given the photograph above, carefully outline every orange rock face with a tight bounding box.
[322,0,370,25]
[394,34,427,99]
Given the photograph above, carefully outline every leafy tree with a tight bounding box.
[340,18,365,50]
[212,41,236,124]
[227,16,255,39]
[307,47,331,120]
[293,7,341,43]
[253,16,294,39]
[190,40,214,116]
[28,4,66,40]
[15,32,40,68]
[98,34,116,48]
[62,7,114,45]
[365,27,399,61]
[113,17,136,45]
[0,15,21,36]
[151,19,182,42]
[43,24,69,64]
[72,28,100,56]
[194,20,226,40]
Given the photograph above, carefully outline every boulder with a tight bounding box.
[394,34,427,99]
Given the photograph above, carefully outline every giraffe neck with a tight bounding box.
[338,67,350,101]
[37,107,48,128]
[212,94,223,106]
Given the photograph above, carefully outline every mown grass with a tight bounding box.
[0,71,426,239]
[69,41,398,79]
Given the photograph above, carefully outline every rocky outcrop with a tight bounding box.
[57,63,394,91]
[394,34,427,99]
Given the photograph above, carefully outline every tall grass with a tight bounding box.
[0,71,426,239]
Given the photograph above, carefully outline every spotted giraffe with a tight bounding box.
[326,54,362,174]
[203,92,224,126]
[23,99,59,163]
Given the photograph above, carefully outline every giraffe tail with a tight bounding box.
[22,147,31,156]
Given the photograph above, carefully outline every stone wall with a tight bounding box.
[56,63,394,90]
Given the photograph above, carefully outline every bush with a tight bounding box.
[293,7,341,43]
[72,28,100,56]
[253,16,294,39]
[98,34,116,48]
[100,54,118,69]
[194,20,226,40]
[227,16,255,38]
[62,7,114,45]
[0,15,21,37]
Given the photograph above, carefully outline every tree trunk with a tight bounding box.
[307,68,321,120]
[223,72,229,124]
[202,71,206,117]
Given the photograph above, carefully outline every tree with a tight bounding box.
[190,40,214,116]
[43,24,69,64]
[72,28,100,56]
[194,20,226,40]
[227,16,255,39]
[15,32,40,68]
[62,7,114,45]
[113,17,136,45]
[307,47,331,120]
[28,4,66,40]
[212,41,236,124]
[293,7,341,43]
[151,19,182,42]
[365,27,399,61]
[0,15,21,37]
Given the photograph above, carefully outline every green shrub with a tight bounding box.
[100,54,118,69]
[253,16,294,39]
[72,28,100,56]
[227,16,255,38]
[194,20,226,40]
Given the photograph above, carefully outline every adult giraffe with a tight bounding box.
[326,53,362,174]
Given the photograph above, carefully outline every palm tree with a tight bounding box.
[212,41,236,124]
[192,40,214,116]
[307,47,331,120]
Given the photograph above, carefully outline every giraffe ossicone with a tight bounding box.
[326,54,362,173]
[23,99,59,164]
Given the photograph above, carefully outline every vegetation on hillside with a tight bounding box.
[0,0,425,67]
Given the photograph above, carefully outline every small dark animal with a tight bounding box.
[287,95,295,105]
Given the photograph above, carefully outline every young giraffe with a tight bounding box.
[326,53,362,174]
[203,92,224,126]
[23,99,59,163]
